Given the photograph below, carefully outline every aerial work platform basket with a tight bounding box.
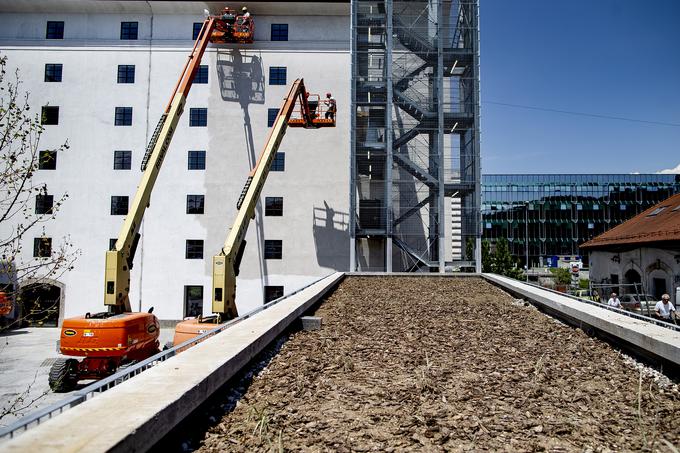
[210,8,254,44]
[288,93,337,128]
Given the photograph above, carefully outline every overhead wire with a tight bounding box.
[483,101,680,127]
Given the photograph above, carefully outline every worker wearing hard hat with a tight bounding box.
[324,93,336,120]
[241,6,251,18]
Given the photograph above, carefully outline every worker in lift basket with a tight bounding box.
[324,93,337,120]
[607,292,622,310]
[654,294,676,323]
[241,6,251,18]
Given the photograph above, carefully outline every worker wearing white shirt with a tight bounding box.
[654,294,676,321]
[607,292,622,309]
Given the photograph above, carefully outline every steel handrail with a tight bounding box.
[517,279,680,332]
[0,273,334,441]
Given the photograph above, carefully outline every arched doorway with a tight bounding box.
[624,269,642,285]
[20,283,62,327]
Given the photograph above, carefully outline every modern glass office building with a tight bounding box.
[481,174,680,267]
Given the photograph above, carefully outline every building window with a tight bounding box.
[110,196,129,215]
[115,107,133,126]
[271,152,285,172]
[38,151,57,170]
[41,106,59,125]
[264,240,282,259]
[113,150,132,170]
[184,285,203,317]
[268,67,287,85]
[264,285,284,303]
[185,240,204,259]
[109,238,117,251]
[33,237,52,258]
[188,150,206,170]
[265,197,283,216]
[189,108,207,127]
[120,21,138,40]
[44,64,62,82]
[117,65,135,83]
[192,22,203,40]
[35,194,54,215]
[195,65,208,84]
[267,108,279,127]
[46,21,64,39]
[271,24,288,41]
[186,195,205,214]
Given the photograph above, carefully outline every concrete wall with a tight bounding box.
[588,246,680,305]
[0,2,350,320]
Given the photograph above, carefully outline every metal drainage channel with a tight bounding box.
[0,273,335,441]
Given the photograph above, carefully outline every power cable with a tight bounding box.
[484,101,680,127]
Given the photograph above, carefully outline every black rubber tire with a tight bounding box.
[48,358,78,392]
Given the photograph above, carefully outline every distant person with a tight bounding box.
[654,294,676,322]
[241,6,251,18]
[324,93,336,120]
[607,292,622,310]
[591,290,600,303]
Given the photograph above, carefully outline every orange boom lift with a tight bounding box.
[173,79,335,344]
[50,12,255,392]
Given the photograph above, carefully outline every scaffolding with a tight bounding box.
[350,0,481,272]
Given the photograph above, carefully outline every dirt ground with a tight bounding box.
[196,277,680,452]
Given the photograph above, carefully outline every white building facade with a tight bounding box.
[0,1,351,323]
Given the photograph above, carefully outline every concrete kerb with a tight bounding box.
[482,273,680,376]
[0,272,345,453]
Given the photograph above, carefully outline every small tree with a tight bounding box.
[481,239,492,273]
[492,238,524,280]
[0,54,78,330]
[550,267,572,286]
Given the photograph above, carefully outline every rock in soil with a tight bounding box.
[196,277,680,452]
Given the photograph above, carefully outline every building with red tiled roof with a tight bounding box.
[580,193,680,306]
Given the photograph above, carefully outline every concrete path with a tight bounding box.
[0,327,174,428]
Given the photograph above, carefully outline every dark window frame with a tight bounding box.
[109,238,117,251]
[186,194,205,214]
[189,108,207,127]
[264,285,284,303]
[38,151,57,170]
[41,106,59,125]
[110,196,129,215]
[114,107,133,126]
[35,194,54,215]
[185,239,204,259]
[264,240,282,259]
[117,65,135,83]
[184,285,204,317]
[268,66,287,86]
[33,237,52,258]
[271,152,285,172]
[46,21,64,39]
[120,21,139,40]
[192,22,203,40]
[195,65,209,84]
[187,150,206,170]
[267,108,279,127]
[44,64,63,82]
[270,23,288,41]
[264,197,283,216]
[113,150,132,170]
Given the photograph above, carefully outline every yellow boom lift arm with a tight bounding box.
[104,18,218,313]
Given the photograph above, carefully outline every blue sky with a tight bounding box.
[480,0,680,174]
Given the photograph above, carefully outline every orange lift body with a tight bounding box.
[52,11,254,392]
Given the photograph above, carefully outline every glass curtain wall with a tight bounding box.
[350,0,481,272]
[481,174,680,267]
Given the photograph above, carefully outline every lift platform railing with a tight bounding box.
[288,94,336,128]
[0,273,334,442]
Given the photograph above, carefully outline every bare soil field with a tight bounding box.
[196,277,680,452]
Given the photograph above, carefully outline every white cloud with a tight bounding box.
[657,163,680,174]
